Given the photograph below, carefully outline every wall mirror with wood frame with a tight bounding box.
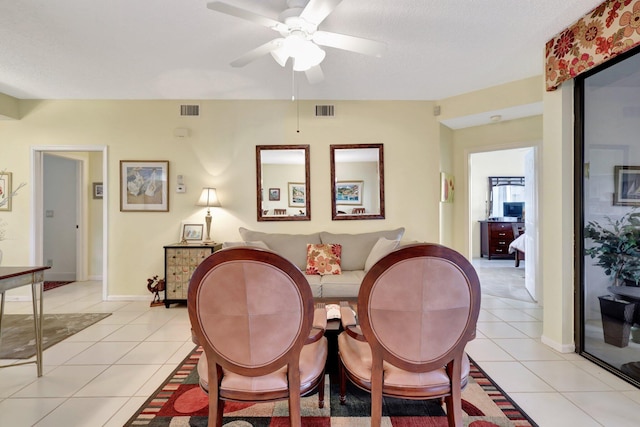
[256,145,310,221]
[330,143,384,220]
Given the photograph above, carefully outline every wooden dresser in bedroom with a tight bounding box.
[479,220,524,260]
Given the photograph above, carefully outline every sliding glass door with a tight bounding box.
[576,46,640,387]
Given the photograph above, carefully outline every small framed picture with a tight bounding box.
[120,160,169,212]
[180,222,204,243]
[288,182,306,207]
[335,181,363,205]
[0,172,12,211]
[268,188,280,201]
[93,182,103,199]
[614,165,640,206]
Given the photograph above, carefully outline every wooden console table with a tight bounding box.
[0,266,50,376]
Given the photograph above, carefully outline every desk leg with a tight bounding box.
[31,279,44,377]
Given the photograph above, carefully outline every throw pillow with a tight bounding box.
[306,244,342,275]
[364,237,400,272]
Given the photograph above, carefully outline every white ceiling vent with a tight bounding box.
[315,105,335,117]
[180,104,200,117]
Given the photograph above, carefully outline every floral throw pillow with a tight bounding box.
[306,244,342,275]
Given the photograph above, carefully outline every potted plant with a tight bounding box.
[585,210,640,347]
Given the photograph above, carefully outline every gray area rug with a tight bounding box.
[0,313,111,359]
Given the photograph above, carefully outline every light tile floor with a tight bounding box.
[0,273,639,426]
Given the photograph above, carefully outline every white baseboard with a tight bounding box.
[87,275,102,281]
[541,334,575,353]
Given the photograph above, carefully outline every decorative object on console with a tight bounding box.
[180,222,204,244]
[196,187,221,245]
[120,160,169,212]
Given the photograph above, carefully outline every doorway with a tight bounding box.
[469,146,539,303]
[31,146,108,299]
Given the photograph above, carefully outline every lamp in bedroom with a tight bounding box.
[196,187,221,245]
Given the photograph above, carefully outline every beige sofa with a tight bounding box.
[227,227,406,299]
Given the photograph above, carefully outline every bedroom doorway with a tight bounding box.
[31,146,108,300]
[469,146,539,303]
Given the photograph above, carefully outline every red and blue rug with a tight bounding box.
[125,346,537,426]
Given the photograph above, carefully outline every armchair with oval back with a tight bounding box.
[188,247,328,427]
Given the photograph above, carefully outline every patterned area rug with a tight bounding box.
[125,347,537,426]
[43,281,74,291]
[0,313,111,359]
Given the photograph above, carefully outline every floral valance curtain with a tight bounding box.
[546,0,640,91]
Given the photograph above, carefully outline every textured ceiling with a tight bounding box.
[0,0,604,101]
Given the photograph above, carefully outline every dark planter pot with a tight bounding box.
[599,295,637,348]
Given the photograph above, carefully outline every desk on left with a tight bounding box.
[0,266,51,377]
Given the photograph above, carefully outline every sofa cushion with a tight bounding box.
[320,228,405,271]
[306,244,342,275]
[320,271,365,298]
[238,228,321,270]
[221,241,270,250]
[364,237,400,272]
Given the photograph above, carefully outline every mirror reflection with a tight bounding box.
[256,145,310,221]
[488,176,525,219]
[331,143,384,220]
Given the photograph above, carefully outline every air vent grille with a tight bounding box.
[180,104,200,117]
[315,105,335,117]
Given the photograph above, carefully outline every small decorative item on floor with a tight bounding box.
[146,275,165,307]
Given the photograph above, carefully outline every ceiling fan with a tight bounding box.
[206,0,386,84]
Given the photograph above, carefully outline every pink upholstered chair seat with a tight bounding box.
[198,336,328,397]
[337,333,470,397]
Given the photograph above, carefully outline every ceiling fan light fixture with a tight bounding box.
[271,47,289,67]
[293,46,325,71]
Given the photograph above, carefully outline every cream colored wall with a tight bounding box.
[89,151,103,279]
[1,99,438,297]
[0,93,19,120]
[439,124,454,246]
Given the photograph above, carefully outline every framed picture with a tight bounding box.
[92,182,103,200]
[268,188,280,201]
[288,182,306,207]
[614,166,640,206]
[440,172,455,203]
[0,172,12,211]
[180,222,204,243]
[335,181,363,205]
[120,160,169,212]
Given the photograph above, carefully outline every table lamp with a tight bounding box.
[196,187,221,245]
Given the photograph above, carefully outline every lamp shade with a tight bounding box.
[196,188,221,207]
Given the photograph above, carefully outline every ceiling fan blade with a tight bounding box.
[207,1,286,32]
[300,0,343,26]
[230,39,283,67]
[304,65,324,84]
[313,31,386,57]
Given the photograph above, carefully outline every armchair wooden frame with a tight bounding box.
[188,247,328,427]
[337,243,481,427]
